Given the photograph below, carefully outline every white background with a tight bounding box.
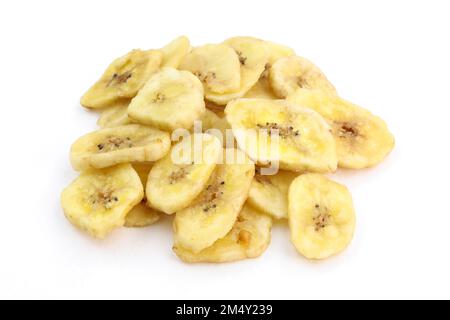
[1,0,449,300]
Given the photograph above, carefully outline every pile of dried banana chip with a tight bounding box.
[61,36,394,262]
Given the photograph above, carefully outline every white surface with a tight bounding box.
[1,0,449,300]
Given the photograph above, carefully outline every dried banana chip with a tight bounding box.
[81,49,162,108]
[61,164,143,238]
[70,124,171,171]
[174,204,272,263]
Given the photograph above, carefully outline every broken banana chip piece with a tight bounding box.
[288,173,356,260]
[97,99,133,128]
[173,204,272,263]
[146,133,222,214]
[128,67,205,131]
[70,124,171,171]
[160,36,191,68]
[248,170,298,219]
[205,37,269,105]
[225,98,338,172]
[61,164,144,238]
[81,49,162,109]
[287,88,395,168]
[173,149,255,253]
[270,55,336,98]
[179,44,241,94]
[124,201,160,228]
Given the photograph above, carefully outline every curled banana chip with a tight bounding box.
[174,204,272,263]
[287,88,395,168]
[288,174,356,259]
[81,49,162,109]
[70,124,171,171]
[61,164,143,238]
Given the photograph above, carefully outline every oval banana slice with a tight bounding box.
[225,98,338,172]
[179,44,241,94]
[287,88,395,169]
[61,164,144,239]
[270,56,336,98]
[244,40,294,100]
[205,37,269,105]
[288,174,356,260]
[173,204,272,263]
[160,36,191,68]
[124,201,160,228]
[70,124,171,171]
[248,170,298,219]
[97,99,133,128]
[173,148,255,253]
[81,49,162,109]
[128,67,205,131]
[146,133,222,214]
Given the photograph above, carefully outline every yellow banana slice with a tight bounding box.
[160,36,191,68]
[287,88,395,168]
[288,173,356,260]
[70,124,171,171]
[81,49,162,109]
[173,149,255,253]
[128,67,205,131]
[248,170,298,219]
[270,56,336,98]
[205,37,269,105]
[179,44,241,94]
[97,99,133,128]
[225,98,338,172]
[61,164,143,239]
[146,133,222,214]
[173,204,272,263]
